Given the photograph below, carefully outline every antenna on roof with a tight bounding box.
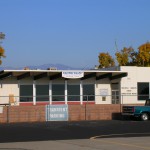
[81,65,88,70]
[115,39,118,52]
[81,65,92,70]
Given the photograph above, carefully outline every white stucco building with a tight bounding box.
[120,66,150,105]
[0,66,149,106]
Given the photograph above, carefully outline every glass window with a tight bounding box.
[83,84,95,101]
[68,84,80,101]
[20,85,33,102]
[52,84,65,101]
[138,82,149,100]
[36,85,49,101]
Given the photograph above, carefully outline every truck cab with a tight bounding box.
[122,99,150,121]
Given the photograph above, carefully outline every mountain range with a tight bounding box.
[0,63,88,70]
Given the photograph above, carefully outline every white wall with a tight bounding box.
[95,78,111,104]
[120,66,150,104]
[2,67,149,105]
[0,77,19,104]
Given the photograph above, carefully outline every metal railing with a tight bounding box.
[0,94,148,105]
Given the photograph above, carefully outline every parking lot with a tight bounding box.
[0,120,150,150]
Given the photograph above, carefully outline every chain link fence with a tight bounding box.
[0,94,147,123]
[0,94,147,105]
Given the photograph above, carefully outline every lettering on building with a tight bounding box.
[46,105,68,121]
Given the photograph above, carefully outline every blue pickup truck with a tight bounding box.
[122,100,150,121]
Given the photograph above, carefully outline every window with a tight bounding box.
[36,85,49,101]
[83,84,95,101]
[67,84,80,101]
[52,84,65,101]
[138,82,149,100]
[20,85,33,102]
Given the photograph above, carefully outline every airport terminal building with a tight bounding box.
[0,66,149,106]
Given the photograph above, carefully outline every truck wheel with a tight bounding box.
[141,113,149,121]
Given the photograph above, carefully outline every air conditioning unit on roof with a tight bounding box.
[47,67,57,70]
[23,67,30,70]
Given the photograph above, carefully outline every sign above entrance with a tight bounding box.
[62,71,84,79]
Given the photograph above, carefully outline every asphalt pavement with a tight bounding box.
[0,120,150,150]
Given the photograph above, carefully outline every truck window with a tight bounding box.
[145,99,150,106]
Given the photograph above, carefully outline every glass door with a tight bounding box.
[112,90,120,104]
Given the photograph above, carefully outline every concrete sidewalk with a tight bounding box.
[0,137,150,150]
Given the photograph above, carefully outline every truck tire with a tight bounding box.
[141,113,149,121]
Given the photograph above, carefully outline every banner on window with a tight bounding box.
[62,71,84,79]
[46,105,68,121]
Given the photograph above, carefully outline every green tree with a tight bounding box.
[98,52,115,68]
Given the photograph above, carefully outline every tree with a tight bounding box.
[0,32,5,40]
[136,42,150,66]
[129,51,138,66]
[0,32,6,64]
[98,42,150,68]
[98,52,115,68]
[0,46,5,64]
[115,47,135,66]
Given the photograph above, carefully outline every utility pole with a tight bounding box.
[115,39,118,52]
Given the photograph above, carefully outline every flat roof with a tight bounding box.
[1,69,127,73]
[0,69,128,80]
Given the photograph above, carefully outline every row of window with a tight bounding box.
[19,82,149,102]
[20,84,95,102]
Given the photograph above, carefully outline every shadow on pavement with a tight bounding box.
[0,120,150,143]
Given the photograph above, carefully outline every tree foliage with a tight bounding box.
[136,42,150,66]
[115,47,135,66]
[0,32,6,65]
[98,42,150,68]
[0,32,5,40]
[98,52,115,68]
[0,46,5,65]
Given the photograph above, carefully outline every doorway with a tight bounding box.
[111,83,120,104]
[112,90,119,104]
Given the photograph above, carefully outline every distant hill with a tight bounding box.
[0,63,83,70]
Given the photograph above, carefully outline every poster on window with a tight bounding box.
[99,89,108,96]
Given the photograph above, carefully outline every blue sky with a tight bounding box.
[0,0,150,68]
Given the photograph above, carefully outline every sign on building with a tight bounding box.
[99,89,108,96]
[0,107,3,113]
[62,71,84,79]
[46,105,68,121]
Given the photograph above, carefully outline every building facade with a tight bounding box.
[0,66,149,106]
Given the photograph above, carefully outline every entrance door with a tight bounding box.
[112,90,120,104]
